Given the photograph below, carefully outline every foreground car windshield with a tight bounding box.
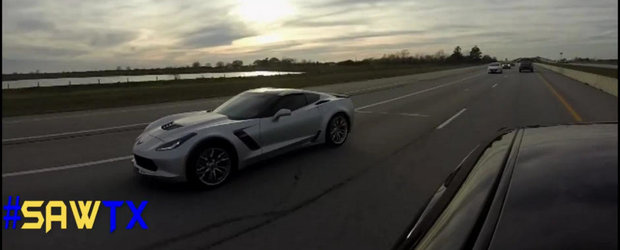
[214,92,277,120]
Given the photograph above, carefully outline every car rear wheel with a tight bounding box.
[187,144,234,188]
[326,114,349,146]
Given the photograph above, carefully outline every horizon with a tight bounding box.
[5,54,617,75]
[2,0,618,74]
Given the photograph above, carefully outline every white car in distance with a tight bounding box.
[487,62,503,74]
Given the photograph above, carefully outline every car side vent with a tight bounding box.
[233,129,260,150]
[315,100,330,105]
[161,122,182,130]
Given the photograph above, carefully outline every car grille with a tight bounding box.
[134,155,158,171]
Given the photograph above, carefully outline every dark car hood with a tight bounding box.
[488,123,618,250]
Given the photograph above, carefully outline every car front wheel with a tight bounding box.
[187,144,234,188]
[326,114,349,146]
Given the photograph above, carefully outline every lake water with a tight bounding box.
[2,71,303,89]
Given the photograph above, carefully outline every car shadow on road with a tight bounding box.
[133,143,335,193]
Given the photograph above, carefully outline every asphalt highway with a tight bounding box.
[2,66,618,249]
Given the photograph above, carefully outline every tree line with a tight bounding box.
[3,45,497,81]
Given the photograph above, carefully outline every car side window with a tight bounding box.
[305,93,320,104]
[268,94,308,115]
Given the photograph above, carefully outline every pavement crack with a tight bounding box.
[138,211,284,250]
[142,161,375,250]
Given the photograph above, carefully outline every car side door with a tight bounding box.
[259,93,322,154]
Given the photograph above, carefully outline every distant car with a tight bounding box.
[501,63,511,69]
[487,62,503,74]
[393,122,618,250]
[132,87,355,187]
[519,60,534,72]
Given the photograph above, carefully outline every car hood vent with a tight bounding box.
[161,121,183,130]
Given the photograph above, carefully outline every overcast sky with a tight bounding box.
[2,0,618,73]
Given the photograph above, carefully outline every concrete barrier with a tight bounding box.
[535,63,618,97]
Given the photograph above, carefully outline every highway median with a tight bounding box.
[3,64,480,117]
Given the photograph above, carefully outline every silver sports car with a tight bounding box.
[132,87,355,187]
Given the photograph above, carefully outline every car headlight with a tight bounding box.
[135,134,144,145]
[156,133,197,151]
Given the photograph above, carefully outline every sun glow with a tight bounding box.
[232,0,295,24]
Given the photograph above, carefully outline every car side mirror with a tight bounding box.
[273,109,291,121]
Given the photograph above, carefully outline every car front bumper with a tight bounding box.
[132,155,187,181]
[132,133,189,181]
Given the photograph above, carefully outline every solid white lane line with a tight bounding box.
[345,81,407,95]
[492,83,498,88]
[436,108,467,130]
[355,110,429,117]
[398,112,430,117]
[355,73,482,111]
[2,155,132,178]
[2,122,148,144]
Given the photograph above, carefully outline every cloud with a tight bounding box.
[319,30,427,43]
[285,19,366,27]
[2,44,87,60]
[88,30,138,48]
[180,22,255,48]
[14,19,55,32]
[1,0,617,73]
[306,0,405,8]
[588,31,618,42]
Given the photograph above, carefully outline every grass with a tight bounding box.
[540,62,618,79]
[2,64,477,117]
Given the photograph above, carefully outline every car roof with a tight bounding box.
[245,87,310,96]
[487,123,618,249]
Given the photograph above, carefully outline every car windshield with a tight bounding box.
[490,63,500,66]
[214,92,278,120]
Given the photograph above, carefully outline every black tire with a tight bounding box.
[186,143,236,188]
[325,113,349,147]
